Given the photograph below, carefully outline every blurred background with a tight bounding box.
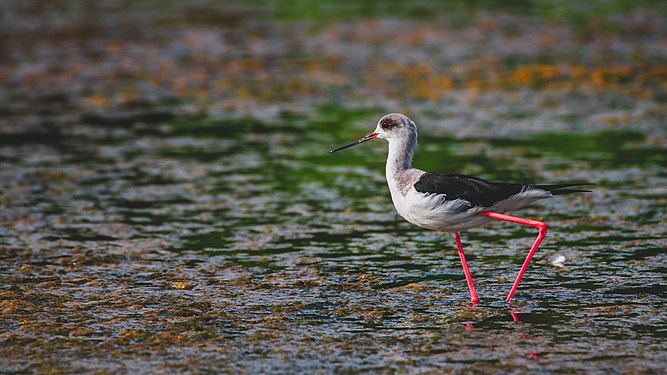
[3,0,667,127]
[1,1,666,373]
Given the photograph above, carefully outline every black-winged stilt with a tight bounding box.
[331,113,593,303]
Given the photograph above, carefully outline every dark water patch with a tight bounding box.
[0,132,66,146]
[375,272,465,289]
[559,234,663,247]
[153,144,242,162]
[559,280,607,290]
[114,197,194,209]
[175,231,233,252]
[6,275,61,285]
[82,111,176,127]
[164,116,300,139]
[486,130,665,169]
[608,284,665,296]
[472,312,529,329]
[292,230,373,245]
[590,246,666,262]
[384,263,433,271]
[626,246,666,260]
[42,228,117,242]
[632,325,667,338]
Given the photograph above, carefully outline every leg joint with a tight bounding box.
[538,221,547,234]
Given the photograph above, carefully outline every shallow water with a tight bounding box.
[1,1,667,373]
[1,106,665,373]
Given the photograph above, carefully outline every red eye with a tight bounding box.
[381,120,392,129]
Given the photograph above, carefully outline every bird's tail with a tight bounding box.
[535,183,595,195]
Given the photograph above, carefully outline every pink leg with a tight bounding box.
[478,211,548,302]
[454,232,479,304]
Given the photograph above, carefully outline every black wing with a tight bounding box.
[413,173,593,207]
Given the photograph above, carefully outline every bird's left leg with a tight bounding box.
[478,211,548,302]
[453,232,479,304]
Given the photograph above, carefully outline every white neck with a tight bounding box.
[386,136,416,175]
[385,135,417,199]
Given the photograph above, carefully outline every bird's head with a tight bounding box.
[373,113,417,141]
[330,113,417,153]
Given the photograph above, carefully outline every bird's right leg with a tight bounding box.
[478,211,547,302]
[454,232,479,304]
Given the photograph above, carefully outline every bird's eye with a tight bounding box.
[381,120,393,130]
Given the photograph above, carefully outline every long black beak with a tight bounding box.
[330,132,379,153]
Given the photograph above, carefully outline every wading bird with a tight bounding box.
[331,113,592,303]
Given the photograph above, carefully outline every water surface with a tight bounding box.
[1,1,666,373]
